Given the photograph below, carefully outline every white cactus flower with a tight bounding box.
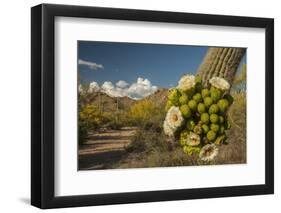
[186,132,201,146]
[209,77,230,91]
[163,120,175,137]
[199,144,219,161]
[163,106,184,137]
[177,75,196,91]
[165,106,184,130]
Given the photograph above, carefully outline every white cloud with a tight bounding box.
[101,81,124,97]
[86,78,158,99]
[116,80,129,88]
[126,77,158,99]
[101,81,114,91]
[88,81,100,93]
[78,84,84,93]
[78,59,104,70]
[100,78,157,99]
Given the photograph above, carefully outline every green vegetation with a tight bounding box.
[180,104,192,118]
[127,99,165,129]
[161,74,236,160]
[179,94,189,105]
[197,103,206,114]
[188,100,197,111]
[207,130,216,141]
[201,113,210,124]
[168,88,180,106]
[79,104,103,144]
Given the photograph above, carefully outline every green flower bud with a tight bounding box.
[210,86,216,93]
[219,126,225,134]
[201,113,210,124]
[195,76,203,93]
[168,88,179,100]
[186,119,196,131]
[207,130,217,141]
[219,115,225,124]
[180,104,192,119]
[179,94,189,105]
[214,134,226,145]
[210,86,220,94]
[210,114,219,123]
[194,125,202,135]
[208,104,219,114]
[183,146,200,155]
[179,130,189,146]
[210,123,220,133]
[165,100,173,112]
[210,87,222,102]
[202,124,209,134]
[197,103,206,114]
[193,93,202,103]
[201,88,210,98]
[168,88,180,105]
[188,100,197,112]
[181,87,195,97]
[217,99,229,113]
[196,84,202,93]
[223,94,234,105]
[204,97,213,108]
[178,88,186,95]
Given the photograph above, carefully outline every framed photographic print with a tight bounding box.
[31,4,274,209]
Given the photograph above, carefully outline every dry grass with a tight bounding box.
[218,91,246,164]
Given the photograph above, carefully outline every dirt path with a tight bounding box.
[78,127,137,170]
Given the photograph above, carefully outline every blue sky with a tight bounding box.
[78,41,246,99]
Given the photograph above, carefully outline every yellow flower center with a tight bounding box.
[172,114,178,122]
[205,147,214,157]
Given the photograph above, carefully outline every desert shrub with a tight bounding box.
[126,100,172,154]
[78,124,88,145]
[79,104,103,128]
[126,129,173,153]
[102,113,123,129]
[102,111,130,130]
[78,104,103,144]
[127,100,164,127]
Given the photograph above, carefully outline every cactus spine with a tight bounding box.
[197,47,245,86]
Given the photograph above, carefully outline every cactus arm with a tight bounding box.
[197,47,246,86]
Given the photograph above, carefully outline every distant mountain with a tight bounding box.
[82,88,169,112]
[144,88,169,107]
[84,92,135,112]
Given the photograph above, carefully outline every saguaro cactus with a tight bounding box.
[197,47,246,86]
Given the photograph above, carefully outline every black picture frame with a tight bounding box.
[31,3,274,209]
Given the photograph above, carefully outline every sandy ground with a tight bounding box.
[78,127,137,170]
